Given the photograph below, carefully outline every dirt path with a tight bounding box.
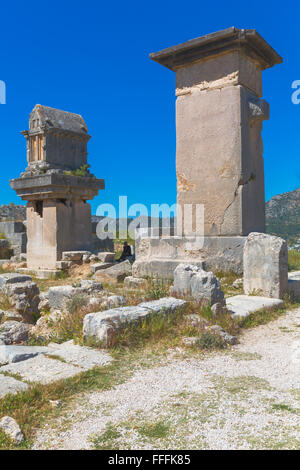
[33,308,300,450]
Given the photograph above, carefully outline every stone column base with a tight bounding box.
[133,236,246,279]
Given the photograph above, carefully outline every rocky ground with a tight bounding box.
[32,307,300,450]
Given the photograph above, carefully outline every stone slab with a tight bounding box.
[0,375,28,398]
[46,340,112,370]
[91,262,115,273]
[226,295,284,319]
[83,297,187,346]
[0,273,32,288]
[0,345,51,365]
[97,252,115,263]
[0,355,84,384]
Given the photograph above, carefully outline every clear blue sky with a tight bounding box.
[0,0,299,215]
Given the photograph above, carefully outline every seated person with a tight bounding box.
[118,241,132,262]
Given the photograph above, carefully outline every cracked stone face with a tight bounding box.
[176,81,267,236]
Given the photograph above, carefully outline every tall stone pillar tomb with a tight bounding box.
[10,105,104,273]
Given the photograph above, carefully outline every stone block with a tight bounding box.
[48,285,77,310]
[134,235,246,278]
[97,252,115,263]
[83,297,186,346]
[124,276,147,289]
[62,251,91,262]
[48,281,103,310]
[0,345,51,364]
[94,260,132,283]
[46,340,112,370]
[243,232,288,299]
[226,294,284,319]
[0,273,32,288]
[91,262,115,273]
[171,264,225,305]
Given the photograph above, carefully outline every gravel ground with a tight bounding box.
[33,307,300,450]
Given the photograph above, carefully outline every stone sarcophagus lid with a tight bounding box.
[21,104,90,173]
[10,105,104,272]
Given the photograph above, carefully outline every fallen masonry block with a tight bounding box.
[94,260,132,283]
[0,321,30,345]
[56,261,72,270]
[48,280,103,310]
[0,273,32,288]
[124,276,147,289]
[170,264,225,306]
[91,262,115,273]
[83,297,187,346]
[243,232,288,299]
[62,251,91,262]
[226,295,284,319]
[97,252,115,263]
[0,375,28,398]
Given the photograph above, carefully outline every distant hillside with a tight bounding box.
[266,188,300,242]
[0,204,26,221]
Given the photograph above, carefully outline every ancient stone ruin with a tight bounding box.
[10,105,105,275]
[133,28,283,278]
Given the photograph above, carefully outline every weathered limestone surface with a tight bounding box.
[0,321,30,345]
[243,232,288,299]
[124,276,148,289]
[94,260,132,283]
[0,375,28,398]
[91,262,115,273]
[46,340,112,370]
[62,251,91,262]
[97,252,115,263]
[0,355,85,385]
[48,280,103,310]
[0,416,24,444]
[170,264,225,305]
[0,273,32,287]
[0,345,51,364]
[83,297,187,346]
[226,295,284,319]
